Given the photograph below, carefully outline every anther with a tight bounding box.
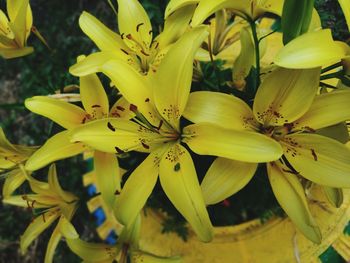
[92,104,101,108]
[311,149,318,161]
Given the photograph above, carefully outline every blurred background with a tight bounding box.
[0,0,349,262]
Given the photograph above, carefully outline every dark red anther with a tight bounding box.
[126,34,132,40]
[114,190,120,195]
[92,104,101,108]
[121,33,125,39]
[140,50,150,56]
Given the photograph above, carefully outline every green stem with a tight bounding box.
[321,62,342,74]
[249,19,261,91]
[320,71,343,80]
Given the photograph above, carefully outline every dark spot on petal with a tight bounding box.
[107,122,116,132]
[136,23,144,32]
[129,104,138,113]
[142,142,150,149]
[115,147,125,154]
[311,149,318,161]
[174,162,181,172]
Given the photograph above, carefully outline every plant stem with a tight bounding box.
[0,103,25,110]
[249,19,261,91]
[321,62,342,74]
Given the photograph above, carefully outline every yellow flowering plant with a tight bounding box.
[1,0,350,262]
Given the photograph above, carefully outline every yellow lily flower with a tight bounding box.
[59,215,182,263]
[0,0,34,58]
[3,164,78,263]
[24,60,130,209]
[338,0,350,31]
[69,0,194,75]
[0,127,37,197]
[275,29,349,69]
[166,0,283,26]
[184,67,350,243]
[70,26,282,242]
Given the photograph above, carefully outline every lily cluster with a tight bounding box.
[1,0,350,262]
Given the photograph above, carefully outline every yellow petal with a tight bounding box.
[79,11,128,51]
[275,29,349,68]
[2,168,26,197]
[109,96,135,119]
[117,0,152,50]
[48,164,77,203]
[2,194,51,208]
[267,163,321,243]
[253,67,320,126]
[78,61,109,118]
[20,210,60,254]
[60,217,79,239]
[25,96,87,129]
[0,46,33,59]
[201,158,257,205]
[66,237,117,262]
[131,250,182,263]
[294,90,350,131]
[94,151,120,208]
[44,220,62,263]
[0,127,19,152]
[101,60,160,126]
[232,26,256,86]
[0,10,14,39]
[183,123,283,163]
[165,0,198,18]
[339,0,350,31]
[184,91,257,131]
[283,133,350,188]
[191,0,248,27]
[118,214,141,246]
[323,186,343,208]
[25,131,86,171]
[7,0,29,46]
[114,150,160,226]
[153,26,208,130]
[69,51,133,76]
[157,5,195,49]
[159,144,213,242]
[70,119,162,154]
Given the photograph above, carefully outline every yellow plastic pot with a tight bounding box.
[84,170,350,263]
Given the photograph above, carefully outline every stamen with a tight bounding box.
[121,33,125,39]
[91,104,101,108]
[120,48,129,55]
[157,120,163,130]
